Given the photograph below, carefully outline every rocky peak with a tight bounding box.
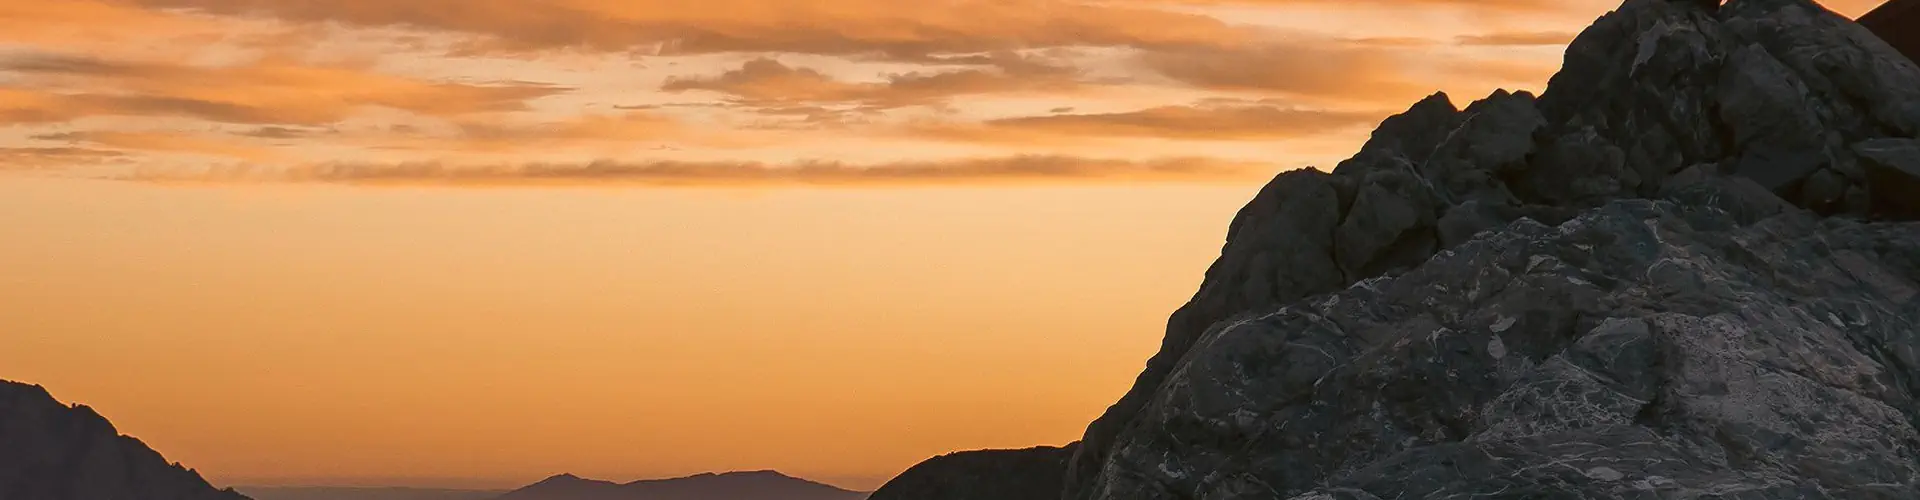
[1051,0,1920,498]
[871,1,1920,497]
[0,380,252,500]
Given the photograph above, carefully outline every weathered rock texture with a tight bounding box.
[1063,1,1920,497]
[0,380,251,500]
[874,0,1920,498]
[867,445,1075,500]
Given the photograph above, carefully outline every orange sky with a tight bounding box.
[0,0,1888,491]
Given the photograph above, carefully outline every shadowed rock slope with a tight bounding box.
[0,380,252,500]
[873,0,1920,498]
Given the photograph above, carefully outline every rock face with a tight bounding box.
[878,0,1920,498]
[867,445,1075,500]
[1095,198,1920,499]
[493,470,863,500]
[1063,1,1920,497]
[0,380,252,500]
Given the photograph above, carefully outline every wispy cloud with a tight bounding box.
[0,52,568,125]
[0,0,1647,187]
[1452,31,1577,46]
[662,53,1080,109]
[127,156,1272,187]
[0,147,129,170]
[911,101,1381,142]
[31,130,285,161]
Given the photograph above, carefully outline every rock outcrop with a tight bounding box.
[1063,0,1920,497]
[0,379,252,500]
[867,445,1075,500]
[875,0,1920,498]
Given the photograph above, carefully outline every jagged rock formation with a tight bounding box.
[867,445,1075,500]
[1091,197,1920,498]
[1063,0,1920,497]
[875,0,1920,498]
[494,470,864,500]
[0,380,252,500]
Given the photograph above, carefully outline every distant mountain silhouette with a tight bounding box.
[496,470,866,500]
[240,487,502,500]
[0,379,251,500]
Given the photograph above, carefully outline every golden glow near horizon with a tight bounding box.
[0,0,1888,491]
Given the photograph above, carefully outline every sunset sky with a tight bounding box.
[0,0,1887,491]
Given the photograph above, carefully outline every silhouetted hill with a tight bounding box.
[0,379,252,500]
[866,445,1072,500]
[239,486,503,500]
[874,0,1920,498]
[496,470,865,500]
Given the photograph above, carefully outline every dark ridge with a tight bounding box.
[495,470,863,500]
[867,445,1075,500]
[0,379,253,500]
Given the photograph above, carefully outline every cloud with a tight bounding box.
[911,101,1381,142]
[126,155,1272,187]
[0,147,129,169]
[1452,31,1576,46]
[106,0,1264,57]
[661,53,1080,109]
[0,0,1608,185]
[0,52,569,125]
[1138,43,1432,102]
[31,130,284,160]
[236,126,335,139]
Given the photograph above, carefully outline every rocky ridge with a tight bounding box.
[871,0,1920,498]
[0,379,252,500]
